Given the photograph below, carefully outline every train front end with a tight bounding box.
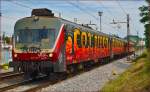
[9,9,66,76]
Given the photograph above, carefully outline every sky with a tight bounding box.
[0,0,148,38]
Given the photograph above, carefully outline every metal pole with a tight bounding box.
[59,12,61,18]
[74,18,77,23]
[100,15,102,32]
[98,11,102,32]
[0,13,1,63]
[127,14,130,60]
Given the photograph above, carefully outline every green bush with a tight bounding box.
[133,52,147,62]
[2,63,9,66]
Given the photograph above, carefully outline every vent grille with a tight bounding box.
[31,8,54,17]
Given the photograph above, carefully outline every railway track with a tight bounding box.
[10,62,108,92]
[22,55,131,92]
[1,55,132,92]
[0,78,33,92]
[0,72,14,76]
[0,72,24,81]
[0,75,47,92]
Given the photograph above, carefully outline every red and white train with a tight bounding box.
[9,8,135,77]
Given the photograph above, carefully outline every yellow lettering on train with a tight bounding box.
[74,28,81,48]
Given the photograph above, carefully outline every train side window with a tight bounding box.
[98,36,100,48]
[116,40,117,47]
[82,35,85,47]
[86,32,89,48]
[103,37,106,48]
[97,36,99,48]
[95,35,97,48]
[77,34,81,48]
[88,32,91,47]
[104,36,106,48]
[112,39,114,48]
[102,36,104,48]
[99,36,102,48]
[91,34,94,47]
[101,36,103,48]
[113,39,115,48]
[114,39,116,48]
[106,37,108,48]
[116,40,118,47]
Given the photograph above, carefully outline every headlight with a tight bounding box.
[49,53,53,57]
[14,54,17,58]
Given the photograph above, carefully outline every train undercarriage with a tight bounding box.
[9,52,132,78]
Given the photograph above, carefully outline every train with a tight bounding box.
[9,8,135,77]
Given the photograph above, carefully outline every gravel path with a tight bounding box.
[38,57,133,92]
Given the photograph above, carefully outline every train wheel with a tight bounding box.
[67,65,76,74]
[45,67,53,76]
[13,66,19,72]
[30,71,38,79]
[78,63,84,70]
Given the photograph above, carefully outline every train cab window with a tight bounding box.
[39,29,48,39]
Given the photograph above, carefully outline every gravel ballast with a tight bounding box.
[39,57,133,92]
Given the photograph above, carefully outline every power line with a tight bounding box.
[10,1,33,10]
[116,0,127,15]
[96,1,116,20]
[68,1,98,20]
[68,1,116,31]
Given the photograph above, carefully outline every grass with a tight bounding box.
[101,51,150,92]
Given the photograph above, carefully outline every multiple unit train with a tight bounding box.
[9,8,135,77]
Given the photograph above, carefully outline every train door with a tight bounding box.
[65,26,75,65]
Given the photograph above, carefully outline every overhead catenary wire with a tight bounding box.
[10,1,33,10]
[96,1,116,21]
[67,1,117,31]
[116,0,128,15]
[68,1,99,20]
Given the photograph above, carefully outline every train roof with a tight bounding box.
[30,8,127,42]
[58,17,127,42]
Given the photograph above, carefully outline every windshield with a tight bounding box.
[15,29,56,51]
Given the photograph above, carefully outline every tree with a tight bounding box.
[139,0,150,59]
[4,37,10,44]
